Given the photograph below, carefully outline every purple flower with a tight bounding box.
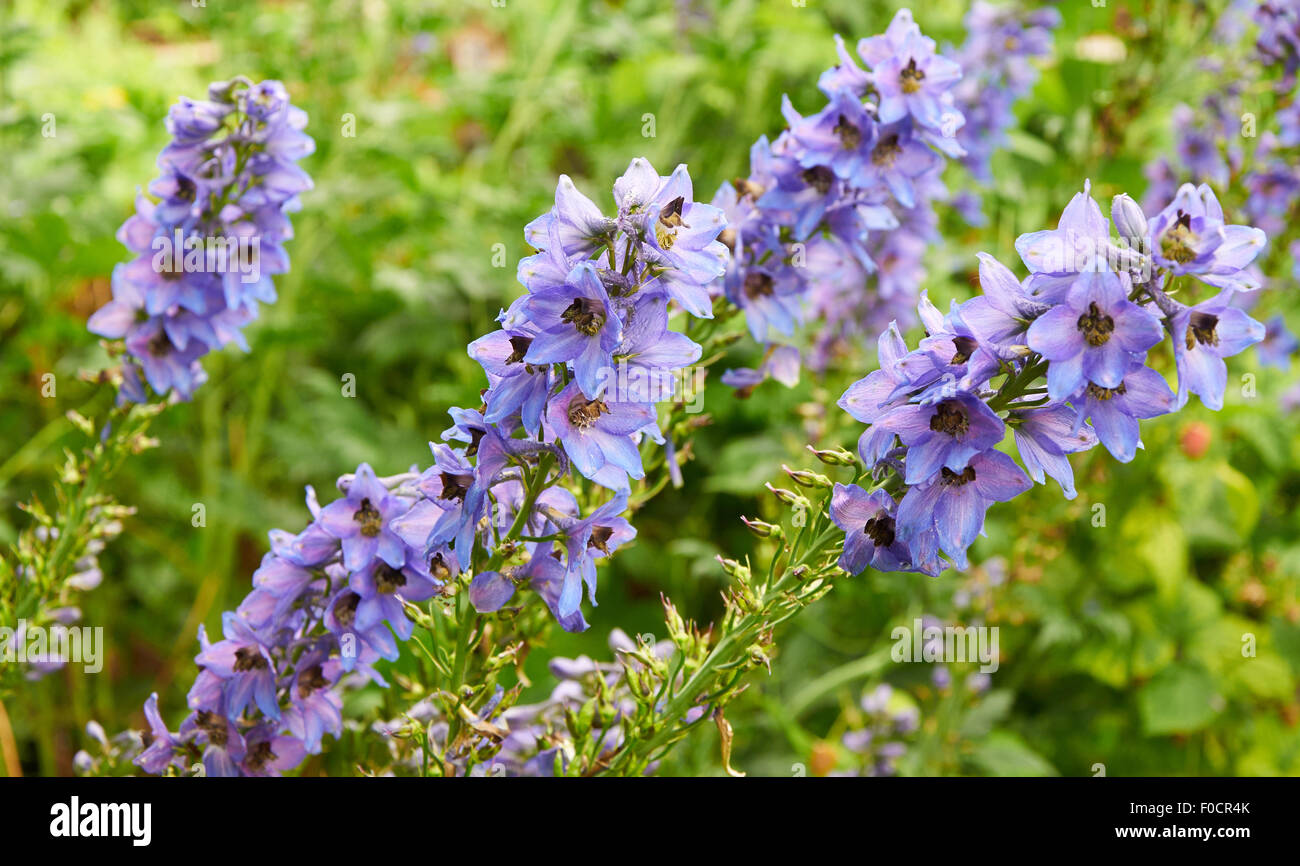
[134,693,181,774]
[469,571,517,613]
[955,252,1049,353]
[522,261,623,398]
[1170,290,1266,410]
[349,556,438,641]
[857,123,942,208]
[521,554,590,633]
[1009,404,1098,499]
[1026,270,1163,400]
[1069,364,1176,462]
[179,709,246,777]
[469,326,552,437]
[524,175,616,259]
[611,295,703,401]
[830,483,912,573]
[545,382,656,490]
[317,463,408,572]
[877,391,1006,485]
[614,160,729,319]
[787,88,880,189]
[1149,183,1267,292]
[554,492,637,618]
[858,9,963,130]
[895,450,1032,571]
[418,444,491,569]
[89,79,313,403]
[239,726,308,777]
[1015,180,1114,303]
[194,613,280,720]
[283,653,344,754]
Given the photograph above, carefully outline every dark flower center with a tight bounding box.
[1186,311,1220,350]
[900,58,926,94]
[297,663,331,699]
[429,552,451,582]
[567,397,611,430]
[464,428,486,458]
[439,472,473,502]
[1076,302,1115,347]
[148,330,173,357]
[656,196,686,250]
[744,271,774,299]
[332,591,360,628]
[505,335,533,365]
[375,562,407,594]
[732,177,766,200]
[929,400,970,437]
[1085,381,1127,401]
[588,525,615,555]
[802,165,834,195]
[233,646,267,672]
[950,335,978,365]
[940,466,977,486]
[1160,211,1198,264]
[833,114,862,150]
[562,297,607,336]
[872,134,902,167]
[246,740,277,772]
[864,511,896,547]
[195,710,227,746]
[353,497,383,537]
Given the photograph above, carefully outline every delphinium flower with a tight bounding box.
[1139,8,1299,387]
[950,2,1061,220]
[713,8,968,380]
[133,156,732,775]
[134,468,412,776]
[832,180,1268,575]
[87,77,314,402]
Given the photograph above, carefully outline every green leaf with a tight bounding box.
[1138,662,1219,735]
[960,690,1014,739]
[969,732,1059,777]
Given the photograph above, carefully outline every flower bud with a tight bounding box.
[1111,194,1148,243]
[740,516,781,538]
[783,464,833,489]
[806,444,858,466]
[765,482,809,510]
[715,555,751,582]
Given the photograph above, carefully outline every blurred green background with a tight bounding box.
[2,0,1298,776]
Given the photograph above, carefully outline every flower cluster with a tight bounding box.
[87,78,314,402]
[135,466,426,776]
[488,157,725,492]
[136,158,725,775]
[950,2,1061,222]
[1142,4,1300,375]
[833,180,1267,576]
[713,9,966,379]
